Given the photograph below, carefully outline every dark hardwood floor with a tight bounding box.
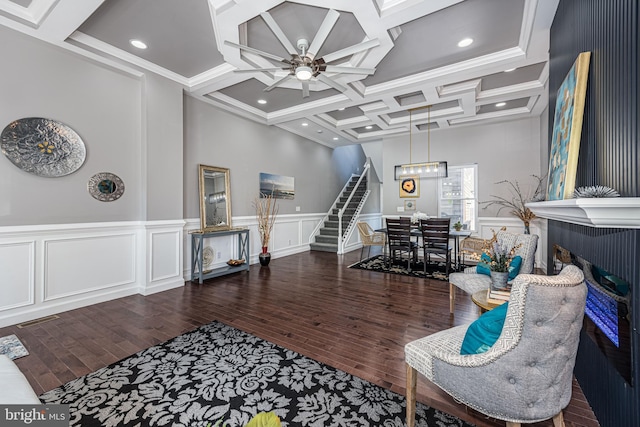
[1,249,599,427]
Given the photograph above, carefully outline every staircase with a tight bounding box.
[310,175,367,253]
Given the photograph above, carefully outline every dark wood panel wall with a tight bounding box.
[548,1,639,426]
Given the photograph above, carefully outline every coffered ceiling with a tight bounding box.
[0,0,558,148]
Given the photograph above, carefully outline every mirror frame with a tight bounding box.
[198,164,232,232]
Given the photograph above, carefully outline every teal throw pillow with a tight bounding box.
[460,302,509,355]
[476,253,492,276]
[508,255,523,281]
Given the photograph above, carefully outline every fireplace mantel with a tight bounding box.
[526,198,640,228]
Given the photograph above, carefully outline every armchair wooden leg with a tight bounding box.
[406,364,417,427]
[552,412,565,427]
[449,283,455,314]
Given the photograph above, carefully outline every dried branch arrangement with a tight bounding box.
[480,174,546,227]
[254,193,279,249]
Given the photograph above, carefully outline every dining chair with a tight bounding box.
[385,217,418,271]
[420,218,452,276]
[356,221,386,261]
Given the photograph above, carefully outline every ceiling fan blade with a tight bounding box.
[234,68,288,73]
[307,9,340,58]
[260,12,298,55]
[324,65,375,75]
[301,81,310,98]
[264,74,292,92]
[317,74,347,93]
[224,40,288,63]
[320,39,380,63]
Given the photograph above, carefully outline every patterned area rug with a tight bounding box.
[349,255,450,281]
[40,321,474,427]
[0,334,29,360]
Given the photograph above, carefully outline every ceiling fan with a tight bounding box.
[224,9,379,98]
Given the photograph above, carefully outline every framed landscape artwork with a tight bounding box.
[546,51,591,200]
[259,172,294,199]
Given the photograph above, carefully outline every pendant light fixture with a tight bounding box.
[394,105,448,180]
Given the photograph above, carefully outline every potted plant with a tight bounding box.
[253,193,278,266]
[453,221,463,231]
[481,229,522,290]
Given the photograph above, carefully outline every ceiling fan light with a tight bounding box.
[295,66,313,81]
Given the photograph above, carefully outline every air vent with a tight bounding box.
[16,315,60,328]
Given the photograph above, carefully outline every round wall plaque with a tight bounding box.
[88,172,125,202]
[1,117,86,177]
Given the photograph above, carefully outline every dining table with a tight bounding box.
[375,225,471,271]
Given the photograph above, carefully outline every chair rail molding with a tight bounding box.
[526,198,640,228]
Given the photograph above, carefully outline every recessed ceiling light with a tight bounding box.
[301,122,309,127]
[495,102,506,107]
[457,38,473,48]
[333,137,339,141]
[504,68,516,72]
[365,125,373,129]
[130,39,147,49]
[317,129,323,133]
[338,107,345,111]
[257,99,267,104]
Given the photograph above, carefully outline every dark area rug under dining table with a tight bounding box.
[349,255,451,281]
[39,321,474,427]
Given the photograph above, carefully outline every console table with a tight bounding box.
[191,228,249,284]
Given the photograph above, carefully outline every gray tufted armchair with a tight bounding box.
[405,265,587,427]
[449,230,539,314]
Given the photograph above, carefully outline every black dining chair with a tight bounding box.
[385,217,418,271]
[420,218,452,276]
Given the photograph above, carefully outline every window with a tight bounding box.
[438,164,478,231]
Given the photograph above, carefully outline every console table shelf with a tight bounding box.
[191,228,249,284]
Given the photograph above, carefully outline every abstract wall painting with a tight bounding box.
[399,175,419,198]
[547,52,591,200]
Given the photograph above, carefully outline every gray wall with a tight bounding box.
[0,23,367,228]
[143,74,184,221]
[0,26,184,225]
[183,96,367,219]
[381,117,543,217]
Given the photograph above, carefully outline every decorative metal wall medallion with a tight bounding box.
[88,172,125,202]
[1,117,86,177]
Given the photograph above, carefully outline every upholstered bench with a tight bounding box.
[0,354,40,403]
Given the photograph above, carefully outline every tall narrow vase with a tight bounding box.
[490,270,509,291]
[259,246,271,267]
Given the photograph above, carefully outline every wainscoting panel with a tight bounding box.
[43,233,137,301]
[272,220,300,252]
[0,240,35,312]
[0,220,185,328]
[149,231,181,282]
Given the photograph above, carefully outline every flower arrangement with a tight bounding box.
[253,193,278,252]
[411,211,429,224]
[482,228,522,272]
[480,174,546,232]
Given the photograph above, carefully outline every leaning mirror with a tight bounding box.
[198,164,232,231]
